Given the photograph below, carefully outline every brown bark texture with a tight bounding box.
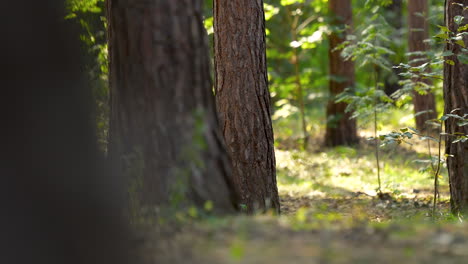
[0,2,129,264]
[444,0,468,213]
[325,0,359,147]
[214,0,280,213]
[408,0,437,132]
[107,0,237,213]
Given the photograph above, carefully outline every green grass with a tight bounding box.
[276,145,448,198]
[273,103,448,200]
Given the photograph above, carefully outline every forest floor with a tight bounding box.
[142,137,468,264]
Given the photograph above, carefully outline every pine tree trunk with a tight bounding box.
[214,0,280,213]
[409,0,437,132]
[444,0,468,213]
[107,0,237,213]
[325,0,359,147]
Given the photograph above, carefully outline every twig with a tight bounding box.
[432,124,443,218]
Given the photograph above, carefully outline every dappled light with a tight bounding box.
[9,0,467,263]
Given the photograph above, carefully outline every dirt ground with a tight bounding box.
[139,191,468,264]
[139,141,466,264]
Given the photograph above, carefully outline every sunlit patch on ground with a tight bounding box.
[147,108,460,263]
[146,140,461,264]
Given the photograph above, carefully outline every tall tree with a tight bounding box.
[107,0,237,213]
[408,0,437,131]
[0,1,128,263]
[384,0,404,97]
[214,0,280,213]
[444,0,468,213]
[325,0,359,147]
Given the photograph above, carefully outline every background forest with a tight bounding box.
[69,0,454,207]
[6,0,467,264]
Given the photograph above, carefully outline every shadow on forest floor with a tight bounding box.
[142,142,468,264]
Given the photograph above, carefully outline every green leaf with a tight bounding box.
[458,24,468,32]
[264,3,279,21]
[456,39,466,48]
[441,50,454,56]
[204,200,214,212]
[445,113,464,120]
[445,59,455,65]
[454,15,464,25]
[280,0,299,6]
[458,54,468,64]
[438,25,450,32]
[435,33,449,40]
[408,127,420,134]
[65,13,77,19]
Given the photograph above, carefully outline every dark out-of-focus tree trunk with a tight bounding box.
[409,0,437,131]
[214,0,280,213]
[107,0,238,213]
[387,0,404,29]
[325,0,359,147]
[0,1,129,264]
[384,0,404,97]
[444,0,468,213]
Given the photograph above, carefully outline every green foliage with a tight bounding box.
[76,0,465,225]
[265,0,329,117]
[335,5,396,122]
[66,0,109,152]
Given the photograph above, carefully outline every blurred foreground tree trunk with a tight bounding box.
[107,0,238,213]
[408,0,437,132]
[214,0,280,213]
[0,1,129,264]
[444,0,468,213]
[325,0,359,147]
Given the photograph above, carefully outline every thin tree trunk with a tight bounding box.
[384,0,404,97]
[444,0,468,213]
[409,0,437,132]
[325,0,359,147]
[107,0,237,213]
[214,0,280,213]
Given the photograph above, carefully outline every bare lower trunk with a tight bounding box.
[325,0,359,147]
[409,0,437,132]
[214,0,280,213]
[107,0,237,213]
[444,0,468,213]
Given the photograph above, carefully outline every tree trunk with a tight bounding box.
[325,0,359,147]
[384,0,404,97]
[0,1,129,263]
[107,0,237,214]
[444,0,468,213]
[409,0,437,132]
[387,0,403,29]
[214,0,280,213]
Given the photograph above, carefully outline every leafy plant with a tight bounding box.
[336,7,396,197]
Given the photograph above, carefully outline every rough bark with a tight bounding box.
[107,0,237,213]
[214,0,280,213]
[444,0,468,213]
[325,0,359,147]
[409,0,437,132]
[0,2,129,264]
